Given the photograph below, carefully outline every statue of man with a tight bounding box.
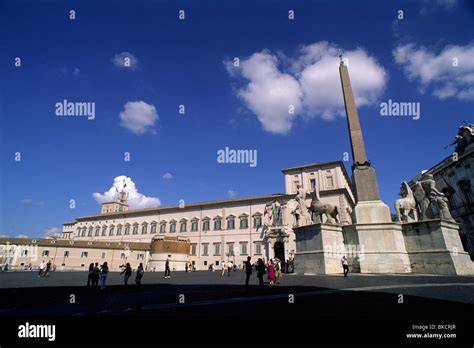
[419,173,455,221]
[413,181,430,220]
[295,188,311,226]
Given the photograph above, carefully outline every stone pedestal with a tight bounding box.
[294,223,345,274]
[343,223,412,273]
[402,219,474,275]
[353,200,392,224]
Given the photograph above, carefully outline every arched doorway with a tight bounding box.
[274,241,285,261]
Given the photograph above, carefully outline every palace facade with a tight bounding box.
[0,161,355,272]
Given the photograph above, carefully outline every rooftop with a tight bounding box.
[281,160,344,173]
[75,193,292,221]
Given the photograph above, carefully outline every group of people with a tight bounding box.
[120,262,145,285]
[86,262,109,289]
[244,256,283,288]
[221,261,237,276]
[85,255,349,291]
[38,260,52,277]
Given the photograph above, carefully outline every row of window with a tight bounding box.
[189,241,262,257]
[76,215,262,237]
[292,174,334,192]
[40,249,145,260]
[39,243,261,259]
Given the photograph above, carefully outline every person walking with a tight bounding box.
[121,263,132,285]
[87,263,94,286]
[100,262,109,290]
[227,261,233,276]
[136,263,144,285]
[221,260,226,276]
[256,258,266,288]
[38,260,46,277]
[244,256,252,288]
[92,262,100,287]
[341,256,349,277]
[44,260,52,277]
[164,256,171,278]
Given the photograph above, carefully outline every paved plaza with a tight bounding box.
[1,270,474,316]
[1,270,473,345]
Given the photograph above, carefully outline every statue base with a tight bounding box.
[402,219,474,275]
[343,222,412,273]
[353,200,392,224]
[293,223,345,274]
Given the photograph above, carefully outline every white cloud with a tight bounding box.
[297,42,386,120]
[119,101,158,135]
[16,234,29,238]
[162,172,173,180]
[234,51,302,134]
[225,42,386,133]
[92,175,161,209]
[227,190,237,198]
[435,0,457,8]
[421,0,458,14]
[42,227,61,238]
[112,51,139,70]
[73,67,80,76]
[394,42,474,101]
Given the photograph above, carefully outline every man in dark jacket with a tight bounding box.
[244,256,252,288]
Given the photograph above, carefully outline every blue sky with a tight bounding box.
[1,0,473,237]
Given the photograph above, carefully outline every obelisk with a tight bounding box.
[338,53,391,223]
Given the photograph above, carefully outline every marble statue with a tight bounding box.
[394,181,417,222]
[413,173,455,222]
[449,124,474,154]
[288,189,312,227]
[273,201,282,226]
[286,199,299,227]
[308,188,339,224]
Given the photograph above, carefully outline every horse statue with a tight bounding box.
[308,188,339,224]
[394,181,417,223]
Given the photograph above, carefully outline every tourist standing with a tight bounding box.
[93,262,100,287]
[164,256,171,278]
[267,261,275,285]
[100,262,109,290]
[256,258,266,288]
[136,263,144,285]
[87,263,94,286]
[38,260,46,277]
[341,256,349,277]
[121,263,132,285]
[274,258,282,284]
[185,263,189,272]
[244,256,252,288]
